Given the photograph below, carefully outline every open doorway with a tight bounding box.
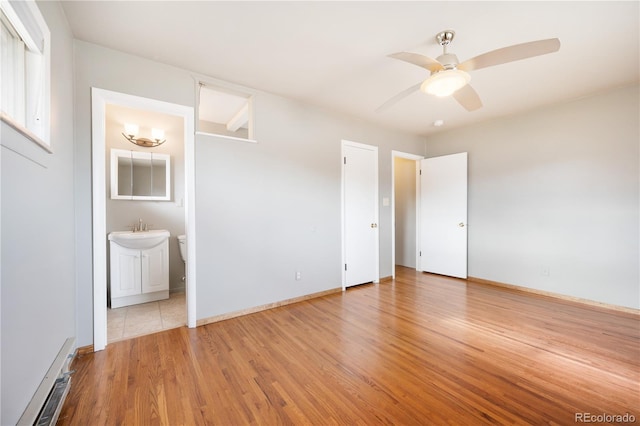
[91,88,196,351]
[391,151,423,279]
[105,104,186,343]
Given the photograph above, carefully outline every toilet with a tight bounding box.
[177,234,187,263]
[178,235,187,286]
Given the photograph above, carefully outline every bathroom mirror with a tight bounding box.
[111,149,171,200]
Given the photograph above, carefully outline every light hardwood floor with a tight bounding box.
[58,267,639,425]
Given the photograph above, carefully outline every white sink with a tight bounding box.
[108,229,170,249]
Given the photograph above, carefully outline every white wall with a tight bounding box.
[0,2,76,423]
[73,41,424,344]
[195,94,424,319]
[394,157,416,268]
[424,84,639,309]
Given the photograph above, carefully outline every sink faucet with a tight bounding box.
[132,218,148,232]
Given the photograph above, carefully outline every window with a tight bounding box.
[197,83,255,143]
[0,0,50,149]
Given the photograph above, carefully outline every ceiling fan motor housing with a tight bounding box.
[435,53,461,72]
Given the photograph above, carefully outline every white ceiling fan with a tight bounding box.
[378,30,561,112]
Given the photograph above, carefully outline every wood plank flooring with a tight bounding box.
[58,267,639,425]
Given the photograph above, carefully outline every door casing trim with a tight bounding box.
[391,151,424,278]
[91,88,196,351]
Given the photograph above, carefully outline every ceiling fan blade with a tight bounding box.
[376,82,422,113]
[458,38,560,72]
[453,84,482,111]
[388,52,444,73]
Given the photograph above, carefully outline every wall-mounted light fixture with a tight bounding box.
[122,123,166,147]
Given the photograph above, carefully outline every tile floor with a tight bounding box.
[107,292,186,344]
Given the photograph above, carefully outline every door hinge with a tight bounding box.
[344,157,347,165]
[419,251,422,256]
[419,169,422,175]
[345,264,347,271]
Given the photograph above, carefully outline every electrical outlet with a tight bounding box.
[295,271,302,281]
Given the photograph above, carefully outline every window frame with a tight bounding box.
[196,81,257,144]
[0,0,51,152]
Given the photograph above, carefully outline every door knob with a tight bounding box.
[371,223,378,228]
[458,222,465,227]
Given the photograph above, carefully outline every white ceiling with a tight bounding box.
[60,1,639,137]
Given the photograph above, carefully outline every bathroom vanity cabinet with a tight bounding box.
[109,238,169,308]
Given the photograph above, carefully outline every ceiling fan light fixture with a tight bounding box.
[420,69,470,97]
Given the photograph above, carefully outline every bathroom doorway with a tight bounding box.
[91,88,196,351]
[105,104,186,343]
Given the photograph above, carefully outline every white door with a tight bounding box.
[343,141,379,288]
[420,152,468,278]
[141,241,169,293]
[110,244,141,298]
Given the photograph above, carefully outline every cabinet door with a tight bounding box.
[141,241,169,293]
[110,243,142,298]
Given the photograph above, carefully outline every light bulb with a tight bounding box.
[151,128,165,141]
[124,123,139,137]
[420,69,470,97]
